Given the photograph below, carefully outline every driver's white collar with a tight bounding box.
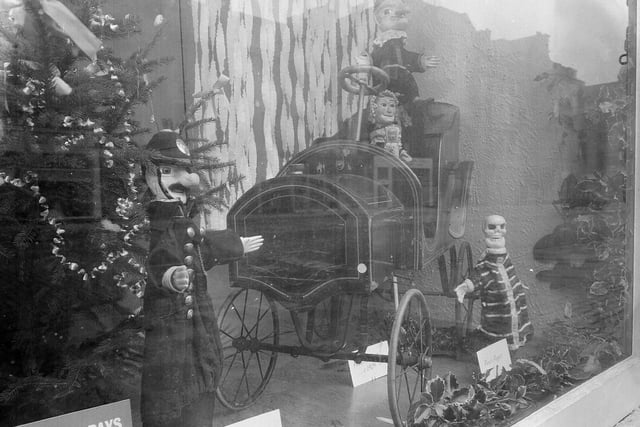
[373,30,407,47]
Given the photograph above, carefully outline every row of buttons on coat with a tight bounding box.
[184,226,198,320]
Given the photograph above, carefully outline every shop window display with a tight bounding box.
[0,1,635,427]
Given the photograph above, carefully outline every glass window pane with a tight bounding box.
[0,1,633,426]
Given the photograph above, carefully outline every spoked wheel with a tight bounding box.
[216,288,279,410]
[387,289,433,427]
[454,241,475,339]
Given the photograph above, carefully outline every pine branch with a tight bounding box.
[190,139,229,150]
[192,160,236,171]
[0,6,226,416]
[130,25,172,66]
[182,117,217,132]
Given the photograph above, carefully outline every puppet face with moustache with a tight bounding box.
[146,164,200,204]
[145,131,201,203]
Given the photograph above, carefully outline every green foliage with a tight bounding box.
[540,57,632,341]
[409,358,569,426]
[0,1,156,424]
[0,0,238,421]
[0,0,159,292]
[554,162,629,339]
[409,323,625,427]
[408,367,538,427]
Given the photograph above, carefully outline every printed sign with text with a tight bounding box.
[16,399,132,427]
[348,341,389,387]
[476,338,512,381]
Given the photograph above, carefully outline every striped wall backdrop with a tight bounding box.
[187,0,376,227]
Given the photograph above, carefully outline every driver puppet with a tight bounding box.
[455,215,534,351]
[361,0,440,107]
[140,130,263,427]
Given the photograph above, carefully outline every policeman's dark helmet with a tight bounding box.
[146,130,191,163]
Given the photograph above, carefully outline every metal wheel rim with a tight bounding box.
[216,288,279,410]
[387,288,432,427]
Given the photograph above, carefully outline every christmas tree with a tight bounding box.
[0,1,236,424]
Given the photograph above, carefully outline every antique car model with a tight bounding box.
[216,65,474,427]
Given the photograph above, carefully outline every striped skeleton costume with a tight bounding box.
[466,251,534,350]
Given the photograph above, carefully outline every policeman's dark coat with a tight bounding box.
[141,199,244,424]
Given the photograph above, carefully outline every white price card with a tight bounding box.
[225,409,282,427]
[348,341,389,387]
[476,338,512,381]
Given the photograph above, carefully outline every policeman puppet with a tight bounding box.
[140,130,262,427]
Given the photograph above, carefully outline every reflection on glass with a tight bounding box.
[0,0,632,426]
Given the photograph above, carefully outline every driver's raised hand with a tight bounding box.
[421,55,441,69]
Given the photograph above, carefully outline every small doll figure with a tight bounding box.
[368,90,412,162]
[364,0,440,106]
[140,130,263,427]
[455,215,533,351]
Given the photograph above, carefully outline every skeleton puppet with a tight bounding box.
[455,215,533,350]
[141,130,263,426]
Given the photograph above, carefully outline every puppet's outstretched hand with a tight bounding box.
[421,55,441,69]
[454,279,475,303]
[241,235,264,254]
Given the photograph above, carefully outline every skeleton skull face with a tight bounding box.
[483,215,506,251]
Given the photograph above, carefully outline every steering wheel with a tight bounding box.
[338,65,390,95]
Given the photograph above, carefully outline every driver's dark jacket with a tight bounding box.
[141,199,244,425]
[370,36,426,105]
